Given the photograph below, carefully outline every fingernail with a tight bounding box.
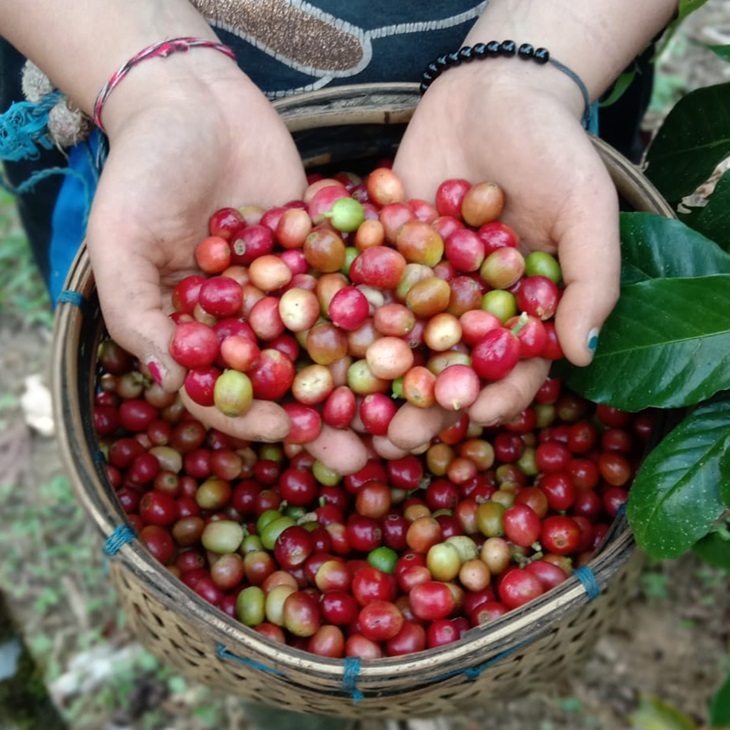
[145,357,165,385]
[587,328,600,354]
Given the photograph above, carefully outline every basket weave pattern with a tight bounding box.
[110,553,642,718]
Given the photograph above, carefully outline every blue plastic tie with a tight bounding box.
[432,639,532,683]
[342,656,364,702]
[0,90,63,161]
[103,524,136,557]
[215,644,287,677]
[57,289,85,307]
[616,501,627,517]
[101,524,136,577]
[574,565,601,601]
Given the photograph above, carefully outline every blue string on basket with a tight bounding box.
[101,524,136,577]
[342,657,364,702]
[57,290,86,307]
[430,639,533,684]
[215,644,288,677]
[573,565,601,601]
[103,524,136,557]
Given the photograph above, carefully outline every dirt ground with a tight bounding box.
[1,3,730,729]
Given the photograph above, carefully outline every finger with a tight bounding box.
[87,240,187,393]
[553,157,621,367]
[468,358,551,426]
[387,403,460,453]
[180,392,291,442]
[305,424,369,475]
[370,435,412,461]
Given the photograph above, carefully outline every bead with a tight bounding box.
[420,41,556,98]
[499,40,517,56]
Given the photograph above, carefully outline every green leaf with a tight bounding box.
[560,276,730,409]
[645,83,730,204]
[600,70,636,108]
[619,212,730,285]
[701,43,730,63]
[678,171,730,252]
[693,530,730,572]
[710,673,730,727]
[678,0,711,20]
[721,441,730,508]
[627,398,730,559]
[653,0,711,62]
[629,694,697,730]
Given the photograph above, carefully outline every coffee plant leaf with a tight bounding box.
[692,530,730,572]
[559,275,730,409]
[721,439,730,508]
[644,82,730,204]
[710,672,730,727]
[627,398,730,559]
[619,212,730,284]
[678,171,730,253]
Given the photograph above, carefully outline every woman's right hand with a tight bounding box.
[86,53,369,472]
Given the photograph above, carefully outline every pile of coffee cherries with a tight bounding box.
[168,167,565,438]
[95,334,654,659]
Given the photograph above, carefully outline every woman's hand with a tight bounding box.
[86,57,369,472]
[383,63,620,455]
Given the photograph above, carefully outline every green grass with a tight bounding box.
[0,185,53,329]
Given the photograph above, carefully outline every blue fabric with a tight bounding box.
[48,131,100,304]
[0,90,62,161]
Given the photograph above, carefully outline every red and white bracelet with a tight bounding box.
[92,36,237,132]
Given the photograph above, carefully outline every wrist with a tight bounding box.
[0,0,222,115]
[464,0,677,100]
[100,49,248,138]
[97,40,241,134]
[429,54,587,126]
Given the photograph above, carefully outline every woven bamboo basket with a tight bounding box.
[52,83,674,720]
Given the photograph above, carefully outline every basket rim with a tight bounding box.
[51,82,673,682]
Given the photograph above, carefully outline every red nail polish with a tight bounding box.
[147,359,163,385]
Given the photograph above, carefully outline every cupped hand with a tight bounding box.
[85,60,368,473]
[382,66,620,455]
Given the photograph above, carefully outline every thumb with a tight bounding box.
[553,178,621,366]
[387,402,460,453]
[304,424,369,476]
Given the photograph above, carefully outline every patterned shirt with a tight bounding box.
[191,0,488,96]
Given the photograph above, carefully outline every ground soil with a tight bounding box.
[1,3,729,729]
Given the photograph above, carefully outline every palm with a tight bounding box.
[382,77,621,453]
[83,81,370,471]
[86,79,306,382]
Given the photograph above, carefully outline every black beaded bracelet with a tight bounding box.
[419,40,593,130]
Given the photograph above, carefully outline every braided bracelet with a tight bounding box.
[419,40,593,130]
[93,37,237,132]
